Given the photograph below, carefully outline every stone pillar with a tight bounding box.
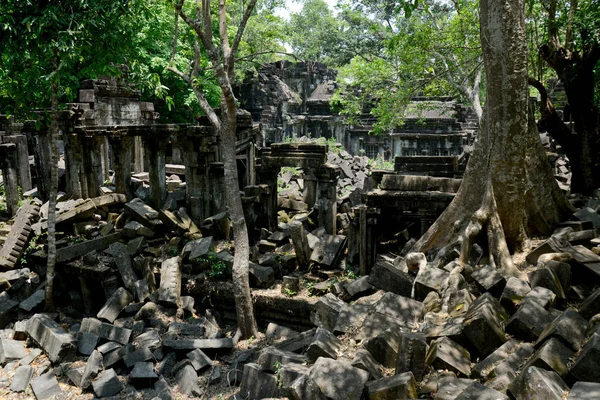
[32,128,53,202]
[133,136,144,173]
[144,134,167,210]
[64,133,85,198]
[290,220,311,269]
[257,167,279,232]
[302,171,318,208]
[208,162,226,216]
[248,143,256,186]
[2,135,32,192]
[110,135,133,199]
[181,136,205,224]
[357,205,368,276]
[84,135,107,198]
[315,165,339,234]
[0,143,20,216]
[102,136,111,178]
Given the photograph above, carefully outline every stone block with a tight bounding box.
[310,234,347,269]
[414,265,449,301]
[461,293,507,358]
[158,256,181,307]
[333,302,373,334]
[187,348,213,371]
[123,346,153,368]
[374,292,424,329]
[306,328,343,362]
[0,338,26,365]
[579,287,600,320]
[524,286,556,308]
[508,366,568,400]
[425,337,471,377]
[92,368,123,398]
[30,372,61,400]
[363,329,401,369]
[535,308,589,351]
[344,276,375,299]
[529,265,567,300]
[523,337,573,377]
[567,382,600,400]
[351,349,383,380]
[492,342,534,377]
[308,357,369,400]
[396,332,427,381]
[26,313,77,363]
[435,377,474,400]
[368,261,413,297]
[366,372,418,400]
[569,332,600,383]
[311,293,345,331]
[0,296,19,329]
[182,236,214,261]
[134,329,161,350]
[249,263,275,288]
[455,381,509,400]
[76,331,99,356]
[129,361,159,388]
[80,350,103,389]
[97,287,132,323]
[472,339,519,379]
[506,298,555,341]
[265,322,298,340]
[162,337,233,351]
[239,363,280,399]
[80,317,132,345]
[470,264,507,297]
[499,277,530,311]
[19,289,45,312]
[258,346,308,372]
[10,365,34,392]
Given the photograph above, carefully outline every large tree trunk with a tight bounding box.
[45,76,59,312]
[220,107,258,339]
[405,0,572,275]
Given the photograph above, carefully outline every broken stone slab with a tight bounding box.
[123,346,153,368]
[124,198,164,230]
[310,234,347,268]
[277,363,310,393]
[567,382,600,400]
[76,331,99,356]
[287,373,327,400]
[492,342,534,378]
[508,366,568,400]
[158,256,181,307]
[368,260,413,297]
[258,346,309,372]
[92,368,123,398]
[425,337,471,377]
[455,381,509,400]
[374,292,424,329]
[396,332,427,382]
[472,339,520,379]
[525,237,566,265]
[182,236,214,261]
[414,265,449,301]
[435,377,475,400]
[162,337,234,351]
[56,232,122,263]
[26,313,77,363]
[578,287,600,320]
[500,277,531,311]
[306,328,343,362]
[97,287,133,323]
[0,200,40,270]
[0,338,26,365]
[133,329,161,350]
[569,332,600,383]
[265,322,298,340]
[80,317,132,345]
[522,337,573,377]
[107,242,139,292]
[129,361,159,388]
[333,302,374,335]
[308,357,369,400]
[528,264,568,300]
[574,206,600,228]
[80,350,103,389]
[506,298,555,341]
[11,364,34,392]
[0,296,19,329]
[239,363,280,399]
[30,372,61,400]
[535,308,589,351]
[273,328,317,353]
[311,293,345,331]
[166,322,205,337]
[200,212,231,240]
[344,276,375,299]
[524,286,556,309]
[351,349,384,380]
[187,348,213,372]
[18,289,45,313]
[365,372,418,400]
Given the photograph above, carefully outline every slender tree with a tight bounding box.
[168,0,258,338]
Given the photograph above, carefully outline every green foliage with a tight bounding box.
[20,232,47,266]
[368,156,394,170]
[283,287,297,297]
[68,235,86,245]
[195,252,228,280]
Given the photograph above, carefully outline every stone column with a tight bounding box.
[83,135,107,198]
[102,136,111,179]
[257,167,279,232]
[208,162,226,216]
[289,221,312,269]
[64,133,85,198]
[302,171,318,208]
[181,135,205,224]
[2,135,32,192]
[315,165,339,234]
[248,143,256,186]
[133,136,144,173]
[32,128,52,202]
[110,134,133,199]
[144,133,167,210]
[0,143,20,216]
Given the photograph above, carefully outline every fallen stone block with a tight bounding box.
[310,234,347,268]
[524,286,556,308]
[578,287,600,320]
[374,292,423,329]
[124,198,163,230]
[80,317,132,345]
[104,343,134,368]
[187,348,212,371]
[123,346,153,368]
[351,349,383,380]
[11,364,34,392]
[567,382,600,400]
[500,277,531,311]
[76,331,99,356]
[129,361,159,388]
[363,328,401,369]
[508,366,568,400]
[182,236,213,261]
[200,212,230,240]
[158,256,181,307]
[287,374,326,400]
[333,302,374,335]
[396,332,427,381]
[506,298,555,341]
[461,293,507,358]
[30,372,61,400]
[523,337,573,377]
[56,232,121,263]
[249,262,275,289]
[97,287,132,323]
[455,381,509,400]
[92,368,123,398]
[308,357,369,400]
[425,337,471,377]
[311,293,345,331]
[107,242,139,292]
[162,337,233,351]
[0,338,26,365]
[80,350,103,389]
[0,200,40,270]
[133,329,161,350]
[0,296,19,329]
[414,265,449,301]
[26,313,77,363]
[472,339,520,379]
[239,363,280,399]
[258,346,308,372]
[344,276,375,299]
[529,265,567,300]
[435,377,474,400]
[306,328,343,362]
[526,238,565,265]
[492,342,534,378]
[18,289,45,313]
[366,372,418,400]
[535,308,589,351]
[368,261,413,297]
[569,332,600,383]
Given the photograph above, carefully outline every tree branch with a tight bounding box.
[230,0,258,71]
